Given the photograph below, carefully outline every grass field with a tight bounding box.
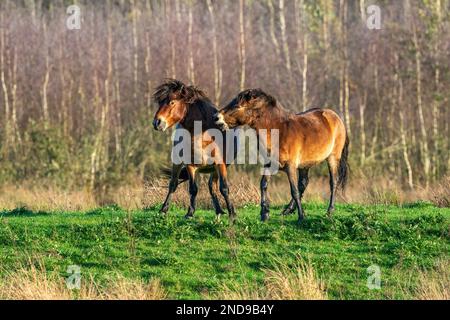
[0,202,449,300]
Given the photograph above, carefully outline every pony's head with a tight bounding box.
[215,89,276,129]
[152,79,206,131]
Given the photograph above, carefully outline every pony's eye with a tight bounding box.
[170,101,175,106]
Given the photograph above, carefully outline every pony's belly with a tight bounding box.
[294,143,333,168]
[298,159,326,168]
[301,151,331,166]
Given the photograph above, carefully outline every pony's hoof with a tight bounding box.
[159,210,168,218]
[184,213,194,219]
[327,207,334,217]
[280,208,295,216]
[158,211,168,218]
[261,213,270,222]
[229,214,237,224]
[297,217,304,226]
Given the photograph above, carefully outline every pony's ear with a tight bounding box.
[178,84,184,97]
[240,90,253,104]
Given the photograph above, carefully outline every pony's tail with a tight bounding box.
[161,166,189,184]
[337,134,350,191]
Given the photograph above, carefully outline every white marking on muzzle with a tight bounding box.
[158,116,168,131]
[215,113,229,130]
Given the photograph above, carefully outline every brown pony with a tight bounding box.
[152,79,236,220]
[215,89,349,223]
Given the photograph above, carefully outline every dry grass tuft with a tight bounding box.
[264,260,328,300]
[415,259,450,300]
[99,277,167,300]
[216,281,265,300]
[0,265,73,300]
[0,184,98,212]
[1,174,449,212]
[0,265,166,300]
[215,259,327,300]
[428,177,450,208]
[142,176,261,210]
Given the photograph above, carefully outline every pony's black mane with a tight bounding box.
[153,79,208,105]
[237,88,277,107]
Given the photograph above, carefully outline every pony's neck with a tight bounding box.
[180,98,216,132]
[251,103,288,131]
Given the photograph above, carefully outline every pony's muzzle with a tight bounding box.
[153,118,167,131]
[214,113,228,130]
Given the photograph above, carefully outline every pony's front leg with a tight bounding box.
[281,169,309,216]
[285,165,305,224]
[160,164,182,214]
[216,164,236,223]
[185,165,198,219]
[281,199,295,216]
[260,174,271,221]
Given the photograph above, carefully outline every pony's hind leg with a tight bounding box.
[185,165,198,219]
[260,174,271,221]
[160,164,182,214]
[208,172,225,216]
[327,156,338,216]
[217,164,236,223]
[281,168,309,216]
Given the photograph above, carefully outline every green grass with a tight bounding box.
[0,202,449,299]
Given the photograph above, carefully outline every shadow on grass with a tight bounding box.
[0,207,50,217]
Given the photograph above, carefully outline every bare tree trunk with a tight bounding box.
[431,0,442,179]
[279,0,291,74]
[93,11,113,194]
[321,0,330,104]
[370,108,380,161]
[175,0,181,21]
[0,18,11,153]
[90,7,112,192]
[144,24,152,108]
[11,45,20,146]
[207,0,222,105]
[399,111,414,189]
[41,22,50,126]
[144,0,153,109]
[342,0,351,136]
[59,35,69,137]
[267,0,280,58]
[396,57,414,189]
[166,0,176,79]
[114,49,122,156]
[413,24,430,187]
[359,90,367,165]
[131,0,139,103]
[359,0,366,22]
[295,0,308,111]
[338,0,344,116]
[187,1,195,84]
[238,0,246,91]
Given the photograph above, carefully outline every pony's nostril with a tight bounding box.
[153,118,161,130]
[213,114,219,122]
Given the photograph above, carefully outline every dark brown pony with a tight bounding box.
[215,89,349,223]
[152,79,236,220]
